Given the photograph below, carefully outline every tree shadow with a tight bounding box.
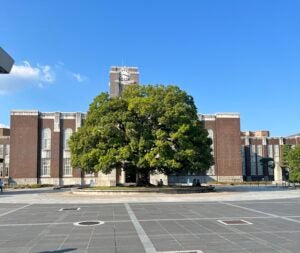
[1,188,70,196]
[37,248,77,253]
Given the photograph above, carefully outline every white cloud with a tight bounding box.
[0,61,55,94]
[72,73,87,83]
[0,123,9,128]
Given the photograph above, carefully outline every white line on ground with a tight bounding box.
[124,203,156,253]
[0,204,32,217]
[0,215,300,227]
[220,201,300,224]
[0,222,73,226]
[219,201,278,217]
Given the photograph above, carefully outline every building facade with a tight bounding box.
[7,111,243,186]
[241,131,300,182]
[0,128,10,178]
[2,66,299,185]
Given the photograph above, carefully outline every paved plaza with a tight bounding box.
[0,188,300,252]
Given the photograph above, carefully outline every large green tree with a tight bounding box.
[283,145,300,182]
[69,85,214,184]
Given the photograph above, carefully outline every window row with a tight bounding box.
[40,128,73,177]
[243,144,279,176]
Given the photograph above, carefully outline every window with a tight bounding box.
[42,128,51,150]
[267,145,274,175]
[63,158,72,176]
[63,128,73,150]
[241,146,246,176]
[41,128,51,177]
[0,145,3,159]
[250,145,256,176]
[5,145,10,156]
[0,163,3,177]
[5,145,10,165]
[274,145,280,162]
[206,129,215,175]
[41,158,50,176]
[63,128,73,176]
[267,145,273,158]
[257,145,263,175]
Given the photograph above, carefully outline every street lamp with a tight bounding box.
[0,47,14,74]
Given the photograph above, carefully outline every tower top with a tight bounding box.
[109,66,139,97]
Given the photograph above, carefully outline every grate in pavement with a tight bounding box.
[217,219,252,225]
[73,220,104,226]
[59,207,80,211]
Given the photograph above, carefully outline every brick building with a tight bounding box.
[241,131,300,182]
[2,66,299,185]
[0,128,10,178]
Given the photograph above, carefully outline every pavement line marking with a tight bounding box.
[220,201,300,224]
[219,201,278,217]
[280,216,300,224]
[0,215,298,227]
[0,222,73,226]
[0,204,32,217]
[124,203,156,253]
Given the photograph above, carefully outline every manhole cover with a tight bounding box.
[59,207,80,211]
[73,220,104,226]
[217,219,252,225]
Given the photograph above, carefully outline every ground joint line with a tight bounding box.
[0,204,32,217]
[219,201,279,217]
[220,201,300,224]
[124,203,156,253]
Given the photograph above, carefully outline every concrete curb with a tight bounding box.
[71,186,215,195]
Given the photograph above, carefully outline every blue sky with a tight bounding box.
[0,0,299,136]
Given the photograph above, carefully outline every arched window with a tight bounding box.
[41,128,51,176]
[63,128,73,176]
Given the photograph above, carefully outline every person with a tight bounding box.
[0,178,3,193]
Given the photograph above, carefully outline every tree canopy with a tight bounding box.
[69,85,214,184]
[282,145,300,182]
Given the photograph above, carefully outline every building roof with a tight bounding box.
[287,133,300,138]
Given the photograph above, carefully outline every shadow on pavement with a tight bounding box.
[0,188,70,196]
[37,248,77,253]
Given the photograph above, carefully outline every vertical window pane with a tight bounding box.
[250,145,256,176]
[63,129,73,176]
[257,145,263,175]
[274,145,280,162]
[63,158,72,176]
[0,163,3,177]
[206,129,214,175]
[267,145,273,158]
[241,146,246,176]
[0,145,3,158]
[42,128,51,150]
[63,128,73,150]
[5,145,10,155]
[41,128,51,176]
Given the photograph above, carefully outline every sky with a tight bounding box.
[0,0,299,136]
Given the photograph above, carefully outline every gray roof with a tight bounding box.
[287,133,300,138]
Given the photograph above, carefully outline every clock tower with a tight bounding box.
[109,66,139,97]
